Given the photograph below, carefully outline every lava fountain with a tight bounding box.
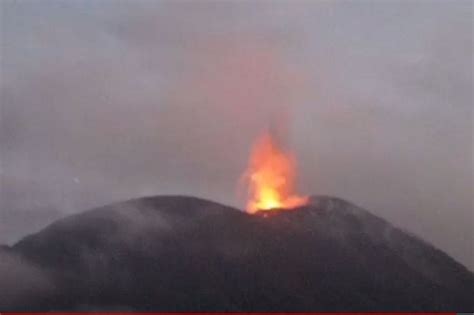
[242,131,308,214]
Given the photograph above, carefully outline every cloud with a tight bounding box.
[1,0,472,270]
[0,249,55,310]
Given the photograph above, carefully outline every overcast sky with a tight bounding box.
[1,0,472,269]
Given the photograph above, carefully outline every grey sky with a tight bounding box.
[1,0,472,269]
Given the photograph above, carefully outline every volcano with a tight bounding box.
[1,195,472,311]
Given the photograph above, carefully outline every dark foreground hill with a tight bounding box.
[1,195,472,311]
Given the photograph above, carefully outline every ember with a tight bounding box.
[242,131,308,213]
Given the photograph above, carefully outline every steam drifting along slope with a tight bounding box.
[2,195,473,311]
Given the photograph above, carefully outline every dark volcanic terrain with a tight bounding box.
[1,195,472,311]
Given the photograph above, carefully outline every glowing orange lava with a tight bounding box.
[242,131,308,214]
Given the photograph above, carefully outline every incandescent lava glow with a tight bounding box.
[242,131,308,214]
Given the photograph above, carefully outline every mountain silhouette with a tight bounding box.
[1,195,472,311]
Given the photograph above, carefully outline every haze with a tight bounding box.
[1,0,472,269]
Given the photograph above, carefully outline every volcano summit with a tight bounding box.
[0,195,472,311]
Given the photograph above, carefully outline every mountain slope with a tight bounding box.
[2,195,473,311]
